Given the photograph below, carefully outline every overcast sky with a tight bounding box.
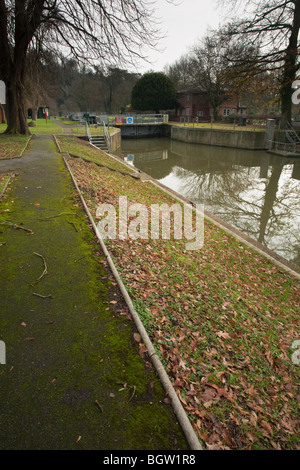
[136,0,229,74]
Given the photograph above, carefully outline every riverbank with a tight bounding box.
[56,135,299,450]
[169,124,267,150]
[167,123,300,156]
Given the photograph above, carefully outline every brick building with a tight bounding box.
[173,87,247,122]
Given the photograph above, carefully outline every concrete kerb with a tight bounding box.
[0,174,12,199]
[19,135,33,157]
[0,136,32,198]
[53,135,203,451]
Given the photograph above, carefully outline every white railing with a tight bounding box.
[102,121,111,151]
[98,114,168,126]
[269,140,300,154]
[86,120,92,141]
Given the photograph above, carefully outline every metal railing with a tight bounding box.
[285,121,300,145]
[102,121,111,151]
[98,114,168,126]
[85,120,92,142]
[269,140,300,154]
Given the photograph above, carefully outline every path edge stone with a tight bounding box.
[53,136,203,451]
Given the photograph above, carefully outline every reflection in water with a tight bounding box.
[115,137,300,271]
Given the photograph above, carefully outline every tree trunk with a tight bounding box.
[0,0,43,135]
[213,106,220,122]
[280,0,300,129]
[258,162,283,245]
[0,103,6,124]
[5,71,30,135]
[280,82,293,128]
[32,107,38,121]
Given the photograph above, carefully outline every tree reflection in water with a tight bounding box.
[176,161,300,267]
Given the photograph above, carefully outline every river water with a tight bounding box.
[114,137,300,272]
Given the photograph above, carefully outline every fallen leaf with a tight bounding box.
[139,343,148,357]
[216,331,231,339]
[261,420,273,436]
[133,332,141,342]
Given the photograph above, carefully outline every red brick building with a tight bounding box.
[173,87,247,122]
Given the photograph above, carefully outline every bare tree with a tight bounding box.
[219,0,300,127]
[164,55,195,89]
[191,34,257,121]
[191,36,234,122]
[0,0,165,134]
[165,32,258,120]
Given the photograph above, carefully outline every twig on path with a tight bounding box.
[33,293,53,299]
[95,400,103,413]
[117,383,136,402]
[0,220,34,234]
[74,254,89,263]
[33,252,48,284]
[68,221,79,232]
[129,385,136,402]
[42,212,75,220]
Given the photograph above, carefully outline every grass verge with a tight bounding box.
[63,137,300,451]
[0,134,30,159]
[27,119,63,134]
[56,135,135,175]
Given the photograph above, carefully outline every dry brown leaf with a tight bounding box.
[261,420,273,436]
[216,331,231,339]
[133,332,141,342]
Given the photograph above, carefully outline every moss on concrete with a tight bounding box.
[0,135,188,450]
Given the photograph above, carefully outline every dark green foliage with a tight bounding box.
[131,72,176,112]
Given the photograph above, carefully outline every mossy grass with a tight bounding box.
[0,133,30,159]
[27,118,64,134]
[56,135,135,174]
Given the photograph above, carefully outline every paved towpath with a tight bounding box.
[0,135,189,450]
